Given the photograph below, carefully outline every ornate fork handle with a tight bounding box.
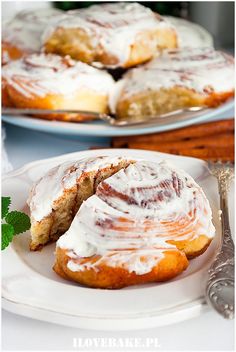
[206,169,234,319]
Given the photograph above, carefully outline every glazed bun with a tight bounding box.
[2,53,115,121]
[53,158,215,288]
[111,48,235,120]
[2,8,62,64]
[43,2,177,68]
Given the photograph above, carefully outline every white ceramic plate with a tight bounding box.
[2,100,234,137]
[2,149,234,330]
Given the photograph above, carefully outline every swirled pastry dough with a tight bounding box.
[53,159,215,288]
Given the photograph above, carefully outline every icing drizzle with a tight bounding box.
[57,160,215,275]
[2,8,62,53]
[28,156,130,222]
[42,2,175,67]
[110,47,234,110]
[163,16,214,48]
[2,53,114,98]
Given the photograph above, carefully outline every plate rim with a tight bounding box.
[2,100,234,137]
[2,296,209,330]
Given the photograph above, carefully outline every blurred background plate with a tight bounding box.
[2,100,234,137]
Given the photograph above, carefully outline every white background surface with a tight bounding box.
[2,118,234,351]
[2,308,234,351]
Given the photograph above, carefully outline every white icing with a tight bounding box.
[109,79,126,115]
[2,53,115,98]
[28,156,130,222]
[163,16,214,48]
[111,48,234,109]
[42,2,175,68]
[2,8,62,53]
[2,49,10,65]
[58,160,215,275]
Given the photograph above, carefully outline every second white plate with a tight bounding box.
[2,100,234,137]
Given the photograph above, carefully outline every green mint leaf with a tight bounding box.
[2,223,14,250]
[5,211,31,235]
[2,197,11,219]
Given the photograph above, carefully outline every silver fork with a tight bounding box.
[206,160,234,319]
[2,106,207,127]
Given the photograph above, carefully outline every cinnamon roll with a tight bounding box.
[43,2,177,68]
[28,155,215,288]
[2,8,62,64]
[111,48,235,120]
[2,53,115,121]
[54,159,215,288]
[28,156,132,250]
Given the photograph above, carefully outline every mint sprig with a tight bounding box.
[5,211,31,235]
[1,224,14,250]
[1,197,31,250]
[2,196,11,219]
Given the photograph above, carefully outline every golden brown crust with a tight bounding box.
[53,233,212,288]
[2,77,13,107]
[44,28,96,65]
[44,27,177,68]
[204,91,235,108]
[167,234,212,259]
[2,41,25,65]
[54,247,189,289]
[116,87,234,120]
[120,28,178,68]
[2,80,109,121]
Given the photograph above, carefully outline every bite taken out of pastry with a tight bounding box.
[111,47,234,121]
[43,2,177,69]
[53,158,215,289]
[2,53,115,121]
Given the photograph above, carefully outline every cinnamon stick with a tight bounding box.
[127,132,234,151]
[164,148,234,161]
[111,118,234,161]
[112,119,234,148]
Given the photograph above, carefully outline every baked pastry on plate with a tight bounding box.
[43,2,177,68]
[2,53,115,120]
[2,8,62,65]
[111,47,234,120]
[28,156,215,288]
[28,156,132,250]
[55,159,215,288]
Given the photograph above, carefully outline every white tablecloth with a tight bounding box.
[2,121,234,351]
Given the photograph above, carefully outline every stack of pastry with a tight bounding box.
[1,2,234,120]
[28,156,215,289]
